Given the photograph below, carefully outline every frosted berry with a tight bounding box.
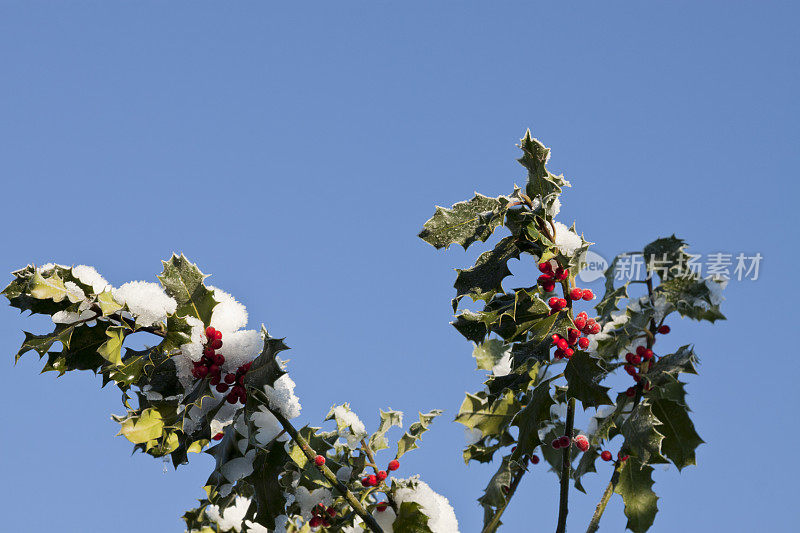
[589,323,601,334]
[578,337,590,349]
[377,470,388,481]
[581,289,594,301]
[569,287,583,300]
[367,475,378,486]
[548,296,560,307]
[600,450,613,461]
[388,459,400,471]
[212,432,224,441]
[314,455,326,466]
[530,454,540,464]
[574,316,586,330]
[573,434,590,452]
[657,325,670,334]
[558,435,571,448]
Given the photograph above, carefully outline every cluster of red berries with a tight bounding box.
[550,311,599,360]
[621,324,671,397]
[551,434,590,452]
[309,503,337,528]
[191,326,251,405]
[361,459,399,488]
[537,261,570,293]
[600,450,629,463]
[511,445,541,465]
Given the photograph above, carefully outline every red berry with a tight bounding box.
[538,273,554,283]
[563,348,574,358]
[314,455,326,466]
[625,387,636,397]
[657,325,670,334]
[213,329,223,341]
[569,287,583,300]
[377,470,388,481]
[558,435,571,448]
[581,289,594,301]
[205,326,216,339]
[574,316,587,330]
[322,519,331,528]
[551,438,562,449]
[556,338,569,351]
[552,334,561,344]
[376,502,388,512]
[625,353,635,364]
[632,355,642,365]
[209,374,221,386]
[196,367,209,379]
[578,337,590,349]
[309,517,321,527]
[216,383,229,393]
[549,297,560,308]
[224,373,236,384]
[203,346,215,357]
[601,450,613,461]
[214,354,225,365]
[589,323,601,334]
[209,364,220,375]
[553,349,564,360]
[556,268,570,281]
[577,311,588,319]
[538,261,553,274]
[624,364,637,376]
[618,452,630,461]
[211,339,223,350]
[643,349,654,361]
[530,455,540,464]
[542,281,556,293]
[361,477,370,487]
[226,393,238,404]
[636,346,647,357]
[367,475,378,486]
[388,459,400,471]
[212,432,224,441]
[557,298,568,309]
[573,435,590,452]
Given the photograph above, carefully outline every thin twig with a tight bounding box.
[555,397,576,533]
[585,461,624,533]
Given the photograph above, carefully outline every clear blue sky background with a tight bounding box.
[0,2,797,532]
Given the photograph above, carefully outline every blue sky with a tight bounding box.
[0,2,797,531]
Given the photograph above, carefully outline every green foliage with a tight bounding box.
[420,129,726,533]
[158,254,218,325]
[397,410,442,458]
[418,193,510,250]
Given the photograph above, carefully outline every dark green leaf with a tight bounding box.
[157,254,218,325]
[564,351,613,409]
[418,193,509,250]
[615,459,659,533]
[651,398,702,471]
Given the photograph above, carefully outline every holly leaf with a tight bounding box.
[615,459,659,533]
[157,254,218,325]
[393,501,433,532]
[453,236,521,308]
[15,325,74,362]
[28,270,83,304]
[647,345,698,388]
[564,351,613,409]
[397,410,442,458]
[418,193,509,250]
[369,408,403,452]
[620,403,666,465]
[117,408,165,444]
[478,455,513,531]
[573,446,599,493]
[97,326,125,366]
[596,284,629,323]
[41,324,109,375]
[651,398,703,471]
[96,290,123,315]
[247,440,290,527]
[518,130,570,201]
[455,390,519,438]
[452,310,491,344]
[244,328,287,391]
[473,339,508,371]
[511,379,555,459]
